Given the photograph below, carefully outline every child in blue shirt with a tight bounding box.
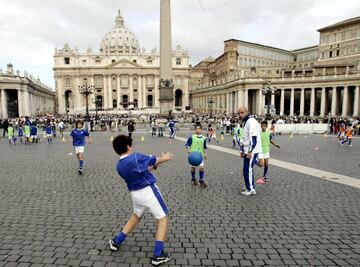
[18,125,24,143]
[30,124,38,143]
[70,120,91,175]
[109,135,173,266]
[45,124,53,143]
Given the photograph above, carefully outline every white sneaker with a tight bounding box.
[241,189,256,196]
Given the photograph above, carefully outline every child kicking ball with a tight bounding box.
[109,135,173,266]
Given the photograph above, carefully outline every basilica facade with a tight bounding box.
[53,10,190,115]
[190,16,360,117]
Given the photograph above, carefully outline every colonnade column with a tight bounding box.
[310,88,315,116]
[103,75,108,109]
[290,88,295,116]
[331,87,337,116]
[1,89,8,118]
[117,76,121,110]
[320,87,326,116]
[353,85,359,117]
[342,86,349,117]
[108,76,113,109]
[257,88,263,115]
[244,89,248,109]
[300,88,305,116]
[280,89,284,116]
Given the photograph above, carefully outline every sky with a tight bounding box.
[0,0,360,89]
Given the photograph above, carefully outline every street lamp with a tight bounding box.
[262,80,277,120]
[207,96,215,118]
[78,78,94,123]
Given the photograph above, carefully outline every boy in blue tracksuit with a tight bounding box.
[18,125,24,143]
[45,124,53,143]
[70,120,91,175]
[109,135,173,266]
[168,119,176,141]
[30,124,38,143]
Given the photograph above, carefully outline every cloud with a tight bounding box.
[0,0,359,87]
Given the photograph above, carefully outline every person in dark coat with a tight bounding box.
[2,119,9,137]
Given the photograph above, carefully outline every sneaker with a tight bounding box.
[199,181,208,188]
[241,189,256,196]
[263,177,270,183]
[191,180,198,186]
[78,169,83,175]
[109,239,119,252]
[151,252,172,266]
[349,144,353,147]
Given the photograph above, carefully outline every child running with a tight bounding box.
[70,120,92,175]
[341,125,354,147]
[7,124,16,145]
[232,122,243,149]
[207,124,220,144]
[259,121,280,182]
[109,135,173,266]
[185,124,208,188]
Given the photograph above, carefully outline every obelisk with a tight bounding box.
[159,0,174,117]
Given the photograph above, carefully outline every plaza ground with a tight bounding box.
[0,132,359,267]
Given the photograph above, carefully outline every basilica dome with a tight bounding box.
[100,10,140,54]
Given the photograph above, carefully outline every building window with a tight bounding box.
[82,60,87,64]
[64,57,70,64]
[176,58,181,65]
[133,60,137,63]
[147,59,153,64]
[329,51,333,58]
[112,59,115,63]
[336,50,340,56]
[95,60,101,64]
[113,89,116,92]
[113,99,117,108]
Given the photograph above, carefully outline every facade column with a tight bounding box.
[143,76,147,107]
[75,76,82,113]
[23,90,30,116]
[117,76,121,110]
[108,76,113,109]
[226,93,230,113]
[271,92,275,106]
[1,89,8,118]
[310,88,315,116]
[129,75,134,107]
[103,75,108,109]
[331,87,337,116]
[290,88,295,116]
[56,77,64,114]
[300,88,305,116]
[137,75,142,108]
[320,87,326,116]
[257,88,263,115]
[280,89,285,116]
[353,85,359,116]
[17,90,23,116]
[244,89,248,109]
[237,90,242,110]
[90,76,95,110]
[342,86,349,117]
[154,76,159,108]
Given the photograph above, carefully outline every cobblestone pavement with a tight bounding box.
[0,133,359,267]
[177,130,360,179]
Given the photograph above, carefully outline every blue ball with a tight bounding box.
[188,151,203,166]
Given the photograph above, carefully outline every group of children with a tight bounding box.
[5,123,39,144]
